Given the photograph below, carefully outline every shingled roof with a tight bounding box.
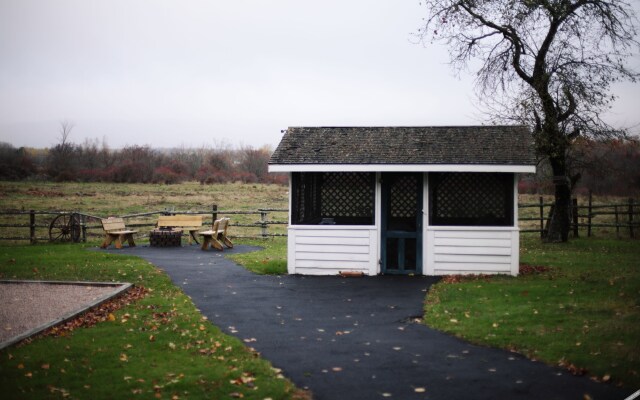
[269,126,536,167]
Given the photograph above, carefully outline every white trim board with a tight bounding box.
[269,164,536,173]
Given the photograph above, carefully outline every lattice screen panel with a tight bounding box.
[430,172,513,226]
[292,172,375,225]
[320,172,375,218]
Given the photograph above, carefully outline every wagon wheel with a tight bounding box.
[49,213,81,242]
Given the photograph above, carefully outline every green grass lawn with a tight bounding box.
[424,237,640,388]
[0,243,304,400]
[228,238,288,275]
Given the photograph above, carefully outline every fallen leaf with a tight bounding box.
[41,364,50,370]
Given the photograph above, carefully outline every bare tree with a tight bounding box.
[418,0,639,242]
[58,120,74,147]
[47,120,78,180]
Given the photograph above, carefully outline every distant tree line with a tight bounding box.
[518,138,640,197]
[1,136,638,195]
[0,138,286,185]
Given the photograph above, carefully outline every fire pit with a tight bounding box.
[149,228,182,247]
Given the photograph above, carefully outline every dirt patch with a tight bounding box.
[519,264,552,275]
[25,188,65,197]
[0,281,145,349]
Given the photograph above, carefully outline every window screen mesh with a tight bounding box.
[292,172,375,225]
[430,172,513,226]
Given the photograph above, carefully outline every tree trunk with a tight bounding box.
[546,162,571,242]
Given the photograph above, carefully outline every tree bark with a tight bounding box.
[546,161,571,242]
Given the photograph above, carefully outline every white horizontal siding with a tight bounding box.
[434,246,512,255]
[296,244,370,254]
[434,238,511,248]
[296,252,370,261]
[288,227,378,275]
[296,236,370,245]
[427,228,519,276]
[434,254,511,264]
[434,230,512,239]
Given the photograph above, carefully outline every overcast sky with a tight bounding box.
[1,0,638,150]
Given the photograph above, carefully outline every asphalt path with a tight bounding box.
[102,244,633,400]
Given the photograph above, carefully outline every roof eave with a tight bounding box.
[268,164,536,173]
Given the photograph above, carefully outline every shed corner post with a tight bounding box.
[511,230,520,276]
[287,228,296,274]
[513,174,519,227]
[512,174,520,276]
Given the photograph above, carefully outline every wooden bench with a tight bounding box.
[157,214,204,244]
[100,217,138,249]
[199,217,233,251]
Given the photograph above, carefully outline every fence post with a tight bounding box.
[587,190,593,237]
[212,204,218,224]
[572,198,579,238]
[260,210,268,239]
[539,196,544,239]
[614,205,620,239]
[80,214,87,243]
[629,198,635,239]
[30,210,36,244]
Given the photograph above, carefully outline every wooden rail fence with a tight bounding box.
[0,205,288,243]
[1,197,638,243]
[518,195,639,238]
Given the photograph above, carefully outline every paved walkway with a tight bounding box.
[103,245,632,400]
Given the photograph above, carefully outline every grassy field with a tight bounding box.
[0,181,635,242]
[0,243,305,400]
[424,237,640,387]
[0,181,290,241]
[1,181,638,392]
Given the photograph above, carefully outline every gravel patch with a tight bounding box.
[0,281,128,348]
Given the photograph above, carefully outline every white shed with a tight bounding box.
[268,126,536,276]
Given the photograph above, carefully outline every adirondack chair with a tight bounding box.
[199,217,233,251]
[100,217,137,249]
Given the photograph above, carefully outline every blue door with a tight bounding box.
[381,173,423,274]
